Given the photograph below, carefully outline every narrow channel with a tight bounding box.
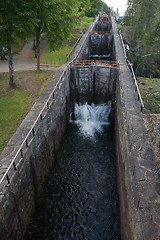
[26,102,120,239]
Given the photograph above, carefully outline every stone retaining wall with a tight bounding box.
[112,17,160,239]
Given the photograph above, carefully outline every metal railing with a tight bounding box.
[67,32,84,61]
[119,30,144,112]
[119,30,127,59]
[127,60,144,111]
[0,18,97,187]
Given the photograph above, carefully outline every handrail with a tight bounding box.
[119,30,127,59]
[0,18,97,186]
[119,30,144,111]
[67,32,83,61]
[127,60,144,111]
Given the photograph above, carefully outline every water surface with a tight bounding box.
[26,103,120,240]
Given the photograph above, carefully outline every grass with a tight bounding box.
[0,70,53,154]
[137,77,160,113]
[117,24,122,31]
[40,44,72,66]
[75,15,94,32]
[82,16,94,23]
[0,91,32,152]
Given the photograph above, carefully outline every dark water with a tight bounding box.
[26,122,120,240]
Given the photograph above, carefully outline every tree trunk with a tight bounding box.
[9,47,16,88]
[33,37,37,58]
[36,35,40,71]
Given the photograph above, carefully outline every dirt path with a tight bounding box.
[0,39,36,72]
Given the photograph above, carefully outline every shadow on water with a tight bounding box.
[26,103,120,240]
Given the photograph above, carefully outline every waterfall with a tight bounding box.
[71,101,111,137]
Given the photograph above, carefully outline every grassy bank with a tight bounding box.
[138,77,160,113]
[0,70,53,153]
[0,91,32,152]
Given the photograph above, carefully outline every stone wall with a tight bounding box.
[144,114,160,165]
[113,17,160,239]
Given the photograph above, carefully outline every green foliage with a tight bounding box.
[31,0,84,70]
[101,1,110,15]
[124,0,160,77]
[32,0,79,50]
[0,0,34,48]
[125,0,159,38]
[78,0,91,15]
[0,0,35,85]
[117,24,122,31]
[86,0,103,17]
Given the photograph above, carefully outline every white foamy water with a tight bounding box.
[72,101,111,137]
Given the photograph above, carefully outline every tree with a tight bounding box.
[86,0,103,17]
[78,0,91,15]
[124,0,158,38]
[0,0,34,87]
[124,0,160,77]
[101,2,111,15]
[32,0,80,71]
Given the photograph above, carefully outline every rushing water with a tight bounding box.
[73,102,111,137]
[26,102,120,240]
